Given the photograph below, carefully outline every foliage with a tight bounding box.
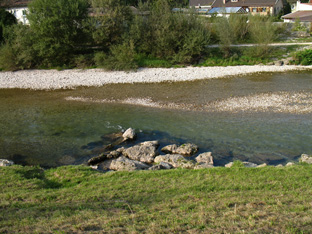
[0,8,16,43]
[247,15,278,58]
[95,40,138,71]
[1,164,312,233]
[27,0,89,67]
[88,0,133,50]
[129,0,210,64]
[292,49,312,65]
[0,25,37,70]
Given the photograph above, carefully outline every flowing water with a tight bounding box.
[0,71,311,167]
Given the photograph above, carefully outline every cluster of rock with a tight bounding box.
[85,128,312,172]
[1,129,311,171]
[87,128,215,171]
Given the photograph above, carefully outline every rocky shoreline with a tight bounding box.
[3,128,310,171]
[1,65,312,90]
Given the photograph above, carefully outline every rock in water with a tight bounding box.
[161,144,178,154]
[0,159,14,167]
[299,154,312,164]
[195,152,214,165]
[122,128,136,140]
[161,143,198,156]
[124,141,159,163]
[109,156,150,171]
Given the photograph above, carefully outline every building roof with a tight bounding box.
[212,0,279,8]
[0,0,30,8]
[209,6,247,13]
[189,0,216,7]
[282,10,312,21]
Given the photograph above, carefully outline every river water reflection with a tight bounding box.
[0,71,311,167]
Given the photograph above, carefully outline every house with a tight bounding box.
[282,0,312,22]
[0,0,30,24]
[189,0,216,9]
[206,0,284,16]
[208,7,247,16]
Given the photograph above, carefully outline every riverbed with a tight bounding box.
[0,70,311,167]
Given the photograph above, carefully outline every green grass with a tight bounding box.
[1,164,312,233]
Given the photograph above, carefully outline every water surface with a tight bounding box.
[1,71,311,167]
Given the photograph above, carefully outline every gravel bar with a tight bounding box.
[0,65,312,90]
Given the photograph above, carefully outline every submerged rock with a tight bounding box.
[88,148,125,166]
[0,159,14,167]
[299,154,312,164]
[122,128,136,141]
[154,154,195,169]
[161,143,198,156]
[109,156,150,171]
[124,141,159,164]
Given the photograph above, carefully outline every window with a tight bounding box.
[262,8,266,12]
[231,0,238,2]
[22,10,27,16]
[252,8,257,12]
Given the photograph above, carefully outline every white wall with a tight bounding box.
[6,7,29,25]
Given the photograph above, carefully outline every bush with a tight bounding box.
[293,49,312,65]
[0,25,38,70]
[129,0,210,64]
[72,54,95,69]
[95,40,138,71]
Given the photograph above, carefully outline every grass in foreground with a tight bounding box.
[1,164,312,233]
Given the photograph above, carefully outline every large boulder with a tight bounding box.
[0,159,14,167]
[195,152,214,165]
[122,128,136,141]
[154,154,195,169]
[109,156,150,171]
[161,143,198,156]
[124,141,159,164]
[299,154,312,164]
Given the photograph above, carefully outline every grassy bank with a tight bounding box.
[1,164,312,233]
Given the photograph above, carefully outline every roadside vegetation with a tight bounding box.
[0,0,311,71]
[1,163,312,233]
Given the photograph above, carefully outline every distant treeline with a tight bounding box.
[0,0,287,71]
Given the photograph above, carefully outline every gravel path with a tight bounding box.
[0,65,312,90]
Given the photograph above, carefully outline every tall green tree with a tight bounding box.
[89,0,133,50]
[27,0,89,66]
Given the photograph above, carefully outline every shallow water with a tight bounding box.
[0,71,311,167]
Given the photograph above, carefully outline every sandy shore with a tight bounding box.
[0,65,312,90]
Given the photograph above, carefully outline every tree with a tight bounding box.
[88,0,133,50]
[27,0,89,66]
[0,8,16,43]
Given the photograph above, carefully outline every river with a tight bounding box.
[0,71,311,167]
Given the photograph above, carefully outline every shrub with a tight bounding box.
[95,40,138,71]
[247,15,277,57]
[293,49,312,65]
[0,24,38,70]
[73,54,95,69]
